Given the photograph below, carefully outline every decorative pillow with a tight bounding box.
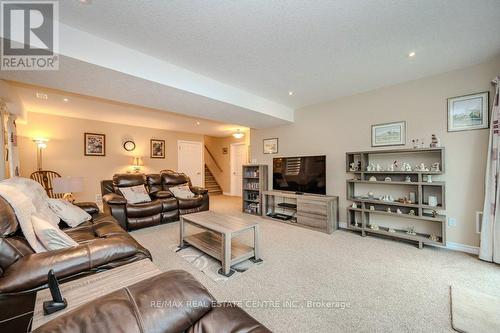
[48,199,92,227]
[169,184,194,199]
[119,185,151,204]
[32,215,78,251]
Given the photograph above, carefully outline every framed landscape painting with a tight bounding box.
[84,133,105,156]
[447,92,489,132]
[150,139,165,158]
[263,138,279,154]
[371,121,406,147]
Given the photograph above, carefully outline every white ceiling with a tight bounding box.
[8,81,248,137]
[2,0,500,130]
[57,0,500,108]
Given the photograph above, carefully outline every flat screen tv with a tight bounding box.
[273,155,326,195]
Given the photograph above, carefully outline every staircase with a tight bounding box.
[205,165,222,195]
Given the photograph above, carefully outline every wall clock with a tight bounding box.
[123,140,136,151]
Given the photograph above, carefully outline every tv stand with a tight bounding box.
[262,190,339,234]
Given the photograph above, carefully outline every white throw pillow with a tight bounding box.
[2,177,60,226]
[119,185,151,204]
[169,184,194,199]
[32,215,78,251]
[48,199,92,227]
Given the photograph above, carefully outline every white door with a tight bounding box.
[230,143,248,196]
[178,140,203,187]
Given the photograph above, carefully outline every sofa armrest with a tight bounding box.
[73,202,99,215]
[0,238,139,294]
[190,186,208,195]
[103,193,127,205]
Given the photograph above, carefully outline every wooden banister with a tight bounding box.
[204,145,223,172]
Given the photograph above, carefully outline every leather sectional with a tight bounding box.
[101,170,209,230]
[0,198,151,295]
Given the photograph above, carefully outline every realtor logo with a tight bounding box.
[1,1,59,70]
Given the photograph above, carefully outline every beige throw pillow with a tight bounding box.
[119,185,151,204]
[48,199,92,227]
[32,215,79,251]
[169,184,194,199]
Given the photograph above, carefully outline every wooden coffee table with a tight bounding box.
[180,211,262,276]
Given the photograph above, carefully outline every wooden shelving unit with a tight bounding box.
[345,147,446,248]
[242,164,268,215]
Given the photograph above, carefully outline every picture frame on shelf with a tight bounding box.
[447,91,489,132]
[263,138,278,154]
[84,133,105,156]
[371,121,406,147]
[150,139,165,159]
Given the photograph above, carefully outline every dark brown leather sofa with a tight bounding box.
[32,270,271,333]
[0,197,151,295]
[101,171,209,231]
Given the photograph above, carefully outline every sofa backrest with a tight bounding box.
[112,174,147,194]
[160,170,192,190]
[146,174,162,194]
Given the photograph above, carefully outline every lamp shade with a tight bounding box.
[52,177,84,194]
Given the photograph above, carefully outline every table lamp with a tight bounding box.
[52,177,84,203]
[131,157,143,173]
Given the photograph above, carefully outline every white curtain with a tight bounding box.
[480,76,500,263]
[0,100,20,179]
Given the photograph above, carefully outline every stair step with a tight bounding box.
[204,164,222,195]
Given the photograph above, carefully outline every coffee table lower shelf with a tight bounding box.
[184,231,255,266]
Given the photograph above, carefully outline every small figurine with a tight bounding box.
[349,162,358,172]
[369,176,377,182]
[429,234,438,242]
[376,163,383,171]
[351,203,358,209]
[408,209,416,216]
[431,210,438,218]
[426,175,433,183]
[384,177,392,182]
[431,162,440,172]
[411,138,425,149]
[388,228,396,233]
[405,176,412,182]
[415,163,429,172]
[406,226,417,236]
[430,134,441,148]
[369,205,375,211]
[367,191,374,198]
[400,162,412,171]
[370,224,379,230]
[367,162,376,171]
[387,207,392,213]
[409,192,416,203]
[396,208,402,214]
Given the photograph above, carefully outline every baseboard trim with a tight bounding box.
[338,222,479,255]
[222,192,232,196]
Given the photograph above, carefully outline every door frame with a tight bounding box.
[230,142,248,196]
[177,140,204,186]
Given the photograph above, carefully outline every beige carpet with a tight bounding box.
[451,286,500,333]
[131,195,500,333]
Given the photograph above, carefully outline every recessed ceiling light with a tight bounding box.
[63,98,69,102]
[196,121,200,125]
[288,91,294,96]
[78,0,91,4]
[36,92,48,100]
[408,51,416,58]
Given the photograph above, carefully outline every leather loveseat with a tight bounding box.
[101,171,209,231]
[32,270,270,333]
[0,198,151,295]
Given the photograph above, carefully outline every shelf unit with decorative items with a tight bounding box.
[345,147,446,249]
[242,164,268,215]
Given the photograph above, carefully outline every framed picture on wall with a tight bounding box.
[371,121,406,147]
[84,133,106,156]
[150,139,165,158]
[263,138,279,154]
[447,91,489,132]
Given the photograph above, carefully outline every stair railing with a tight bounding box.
[204,145,223,173]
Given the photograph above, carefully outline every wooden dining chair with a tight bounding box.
[30,170,64,199]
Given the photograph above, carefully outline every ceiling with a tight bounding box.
[2,0,500,130]
[9,81,248,137]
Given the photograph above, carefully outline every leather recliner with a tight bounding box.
[102,171,209,231]
[160,169,209,215]
[32,270,270,333]
[0,197,151,295]
[101,174,179,231]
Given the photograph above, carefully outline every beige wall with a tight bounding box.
[17,112,203,202]
[251,56,500,248]
[204,133,249,193]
